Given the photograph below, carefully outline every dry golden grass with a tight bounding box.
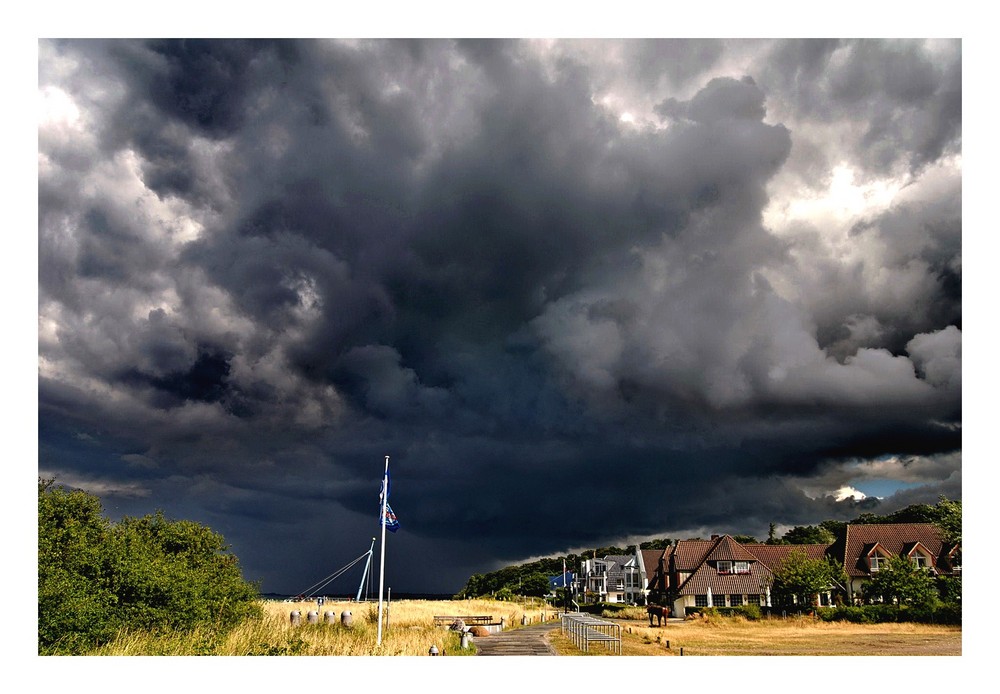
[549,613,961,656]
[87,598,558,656]
[83,601,961,656]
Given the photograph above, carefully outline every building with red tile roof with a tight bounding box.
[643,524,960,615]
[827,523,959,601]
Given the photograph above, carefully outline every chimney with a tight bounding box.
[711,534,720,540]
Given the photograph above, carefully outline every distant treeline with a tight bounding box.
[454,497,960,599]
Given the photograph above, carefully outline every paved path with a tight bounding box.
[473,622,560,656]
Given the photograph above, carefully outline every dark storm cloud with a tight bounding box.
[38,39,961,592]
[759,39,961,177]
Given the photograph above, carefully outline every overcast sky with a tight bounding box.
[37,36,963,594]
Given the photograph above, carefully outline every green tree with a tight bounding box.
[819,520,846,538]
[771,550,846,608]
[932,496,962,545]
[862,555,937,608]
[766,522,782,545]
[782,525,835,545]
[732,534,759,544]
[38,479,261,654]
[37,479,118,652]
[520,573,552,598]
[104,511,261,633]
[639,538,672,550]
[935,575,962,604]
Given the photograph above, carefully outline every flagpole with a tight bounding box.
[377,455,390,646]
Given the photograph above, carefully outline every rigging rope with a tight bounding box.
[294,549,372,598]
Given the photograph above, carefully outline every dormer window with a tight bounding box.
[734,561,750,574]
[869,554,886,572]
[910,554,929,569]
[717,561,732,574]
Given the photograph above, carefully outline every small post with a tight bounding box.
[289,610,301,626]
[665,639,670,649]
[307,610,319,624]
[429,645,439,656]
[460,632,471,650]
[680,647,684,656]
[324,611,336,624]
[341,610,353,627]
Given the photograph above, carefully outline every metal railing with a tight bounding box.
[560,613,622,654]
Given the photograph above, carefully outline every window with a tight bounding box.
[730,594,744,606]
[869,554,885,572]
[717,561,732,574]
[734,561,750,574]
[695,595,708,607]
[911,554,929,569]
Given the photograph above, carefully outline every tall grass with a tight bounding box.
[84,598,558,656]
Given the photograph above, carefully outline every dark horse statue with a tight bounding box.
[647,604,669,626]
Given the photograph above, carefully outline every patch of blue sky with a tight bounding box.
[850,479,926,499]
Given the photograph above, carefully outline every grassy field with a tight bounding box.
[81,599,961,656]
[86,598,557,656]
[549,612,962,656]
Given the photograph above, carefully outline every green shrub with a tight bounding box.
[868,604,905,623]
[815,603,961,625]
[908,603,962,625]
[733,603,762,620]
[580,602,630,614]
[816,606,874,623]
[38,479,261,654]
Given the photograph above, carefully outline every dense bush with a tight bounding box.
[731,604,762,620]
[816,603,961,625]
[39,479,261,654]
[579,602,632,614]
[816,606,875,623]
[905,603,962,625]
[936,575,962,604]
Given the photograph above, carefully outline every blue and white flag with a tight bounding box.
[379,470,399,532]
[379,470,391,501]
[382,502,399,532]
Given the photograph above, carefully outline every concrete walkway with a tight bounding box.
[473,621,560,656]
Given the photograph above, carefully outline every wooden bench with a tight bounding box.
[433,615,494,627]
